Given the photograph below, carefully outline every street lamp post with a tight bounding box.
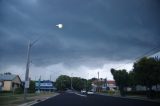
[23,24,63,101]
[24,41,32,101]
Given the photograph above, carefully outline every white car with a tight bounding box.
[81,90,87,94]
[87,91,94,94]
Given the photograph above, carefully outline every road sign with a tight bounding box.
[25,81,30,88]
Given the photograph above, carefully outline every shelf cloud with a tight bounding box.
[0,0,160,80]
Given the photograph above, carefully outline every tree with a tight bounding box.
[4,72,12,75]
[72,77,85,91]
[55,75,91,91]
[111,68,129,96]
[153,57,160,90]
[133,57,157,90]
[55,75,71,91]
[128,71,136,91]
[81,78,88,90]
[28,80,35,93]
[133,57,160,98]
[86,79,92,91]
[91,77,97,81]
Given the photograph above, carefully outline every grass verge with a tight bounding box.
[0,92,56,106]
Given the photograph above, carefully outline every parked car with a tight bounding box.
[81,90,87,94]
[87,91,94,95]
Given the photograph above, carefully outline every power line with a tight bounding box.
[134,47,158,60]
[115,46,160,70]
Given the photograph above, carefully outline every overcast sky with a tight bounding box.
[0,0,160,81]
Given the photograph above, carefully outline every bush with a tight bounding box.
[101,91,108,93]
[125,91,147,96]
[108,90,116,95]
[125,91,160,99]
[14,87,23,94]
[101,90,116,95]
[0,91,12,96]
[28,81,35,93]
[0,91,12,93]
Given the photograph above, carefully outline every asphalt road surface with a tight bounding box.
[33,92,160,106]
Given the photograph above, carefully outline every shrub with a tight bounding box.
[125,91,160,99]
[14,87,23,94]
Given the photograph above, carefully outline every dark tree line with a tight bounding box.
[111,57,160,97]
[55,75,92,91]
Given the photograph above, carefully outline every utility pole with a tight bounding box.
[24,40,40,100]
[24,41,31,101]
[71,73,73,90]
[98,72,99,80]
[38,76,41,93]
[50,75,51,81]
[97,72,99,92]
[23,24,63,101]
[61,80,62,90]
[105,77,107,90]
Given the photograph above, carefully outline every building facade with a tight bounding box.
[0,73,22,92]
[91,79,117,92]
[35,80,56,92]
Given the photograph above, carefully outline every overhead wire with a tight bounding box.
[115,46,160,70]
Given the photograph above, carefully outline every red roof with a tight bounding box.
[92,80,115,84]
[107,80,115,84]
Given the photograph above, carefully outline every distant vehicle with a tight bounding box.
[87,91,94,95]
[81,90,87,94]
[66,89,72,92]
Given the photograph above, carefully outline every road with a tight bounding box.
[33,92,160,106]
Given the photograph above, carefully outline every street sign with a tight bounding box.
[25,81,30,88]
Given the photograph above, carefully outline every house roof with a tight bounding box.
[92,80,115,85]
[0,74,18,81]
[107,80,115,84]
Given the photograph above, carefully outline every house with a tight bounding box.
[35,80,56,92]
[91,79,117,92]
[0,73,22,92]
[107,80,117,91]
[134,85,160,91]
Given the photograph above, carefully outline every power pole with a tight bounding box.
[105,77,107,90]
[23,24,63,100]
[98,72,99,80]
[97,72,99,92]
[24,41,31,101]
[71,73,73,90]
[38,76,41,93]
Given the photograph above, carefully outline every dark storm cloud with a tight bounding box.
[0,0,160,68]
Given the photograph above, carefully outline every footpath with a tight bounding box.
[18,93,59,106]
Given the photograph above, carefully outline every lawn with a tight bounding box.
[0,93,55,106]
